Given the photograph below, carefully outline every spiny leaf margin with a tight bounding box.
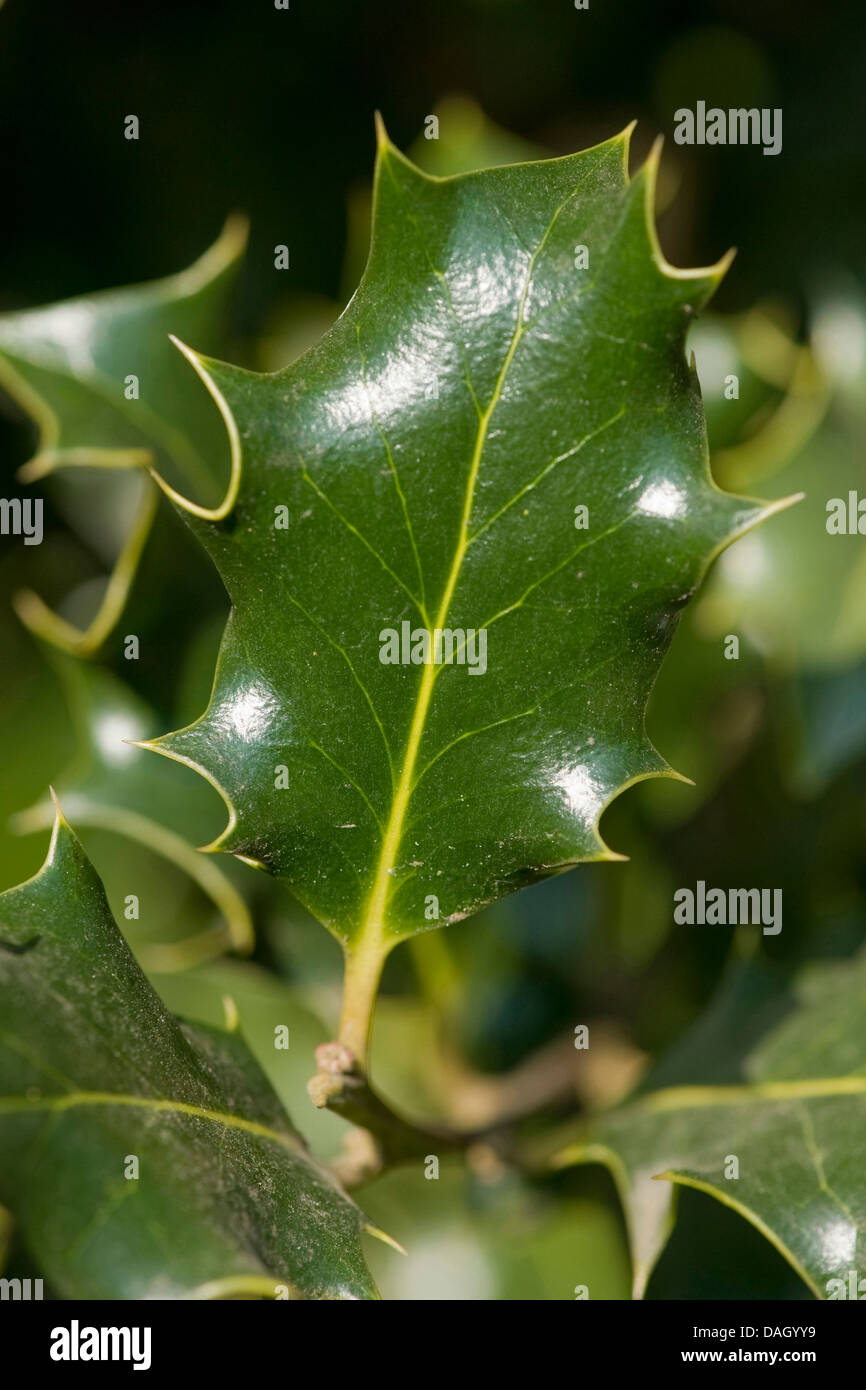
[0,800,378,1300]
[142,123,794,961]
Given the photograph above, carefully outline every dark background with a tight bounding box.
[1,0,862,317]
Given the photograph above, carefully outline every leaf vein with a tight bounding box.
[301,468,428,622]
[355,323,428,610]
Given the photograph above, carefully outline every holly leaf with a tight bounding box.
[0,218,246,652]
[145,126,788,1003]
[555,950,866,1299]
[151,958,348,1159]
[0,807,378,1300]
[11,652,254,967]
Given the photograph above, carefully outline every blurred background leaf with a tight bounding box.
[0,220,245,653]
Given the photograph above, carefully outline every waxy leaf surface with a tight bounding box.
[152,130,774,955]
[558,952,866,1298]
[0,816,377,1299]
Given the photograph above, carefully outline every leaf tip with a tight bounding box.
[16,453,53,483]
[373,109,390,150]
[616,117,638,168]
[124,737,154,753]
[721,489,805,554]
[46,787,72,861]
[364,1223,407,1256]
[548,1143,581,1171]
[217,211,250,258]
[770,490,806,514]
[222,994,240,1031]
[667,767,696,789]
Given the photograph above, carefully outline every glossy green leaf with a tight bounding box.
[0,219,246,652]
[0,810,377,1299]
[151,958,347,1158]
[145,126,785,1048]
[556,950,866,1299]
[11,652,253,966]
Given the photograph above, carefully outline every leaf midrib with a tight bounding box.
[0,1090,305,1152]
[631,1075,866,1112]
[357,173,582,951]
